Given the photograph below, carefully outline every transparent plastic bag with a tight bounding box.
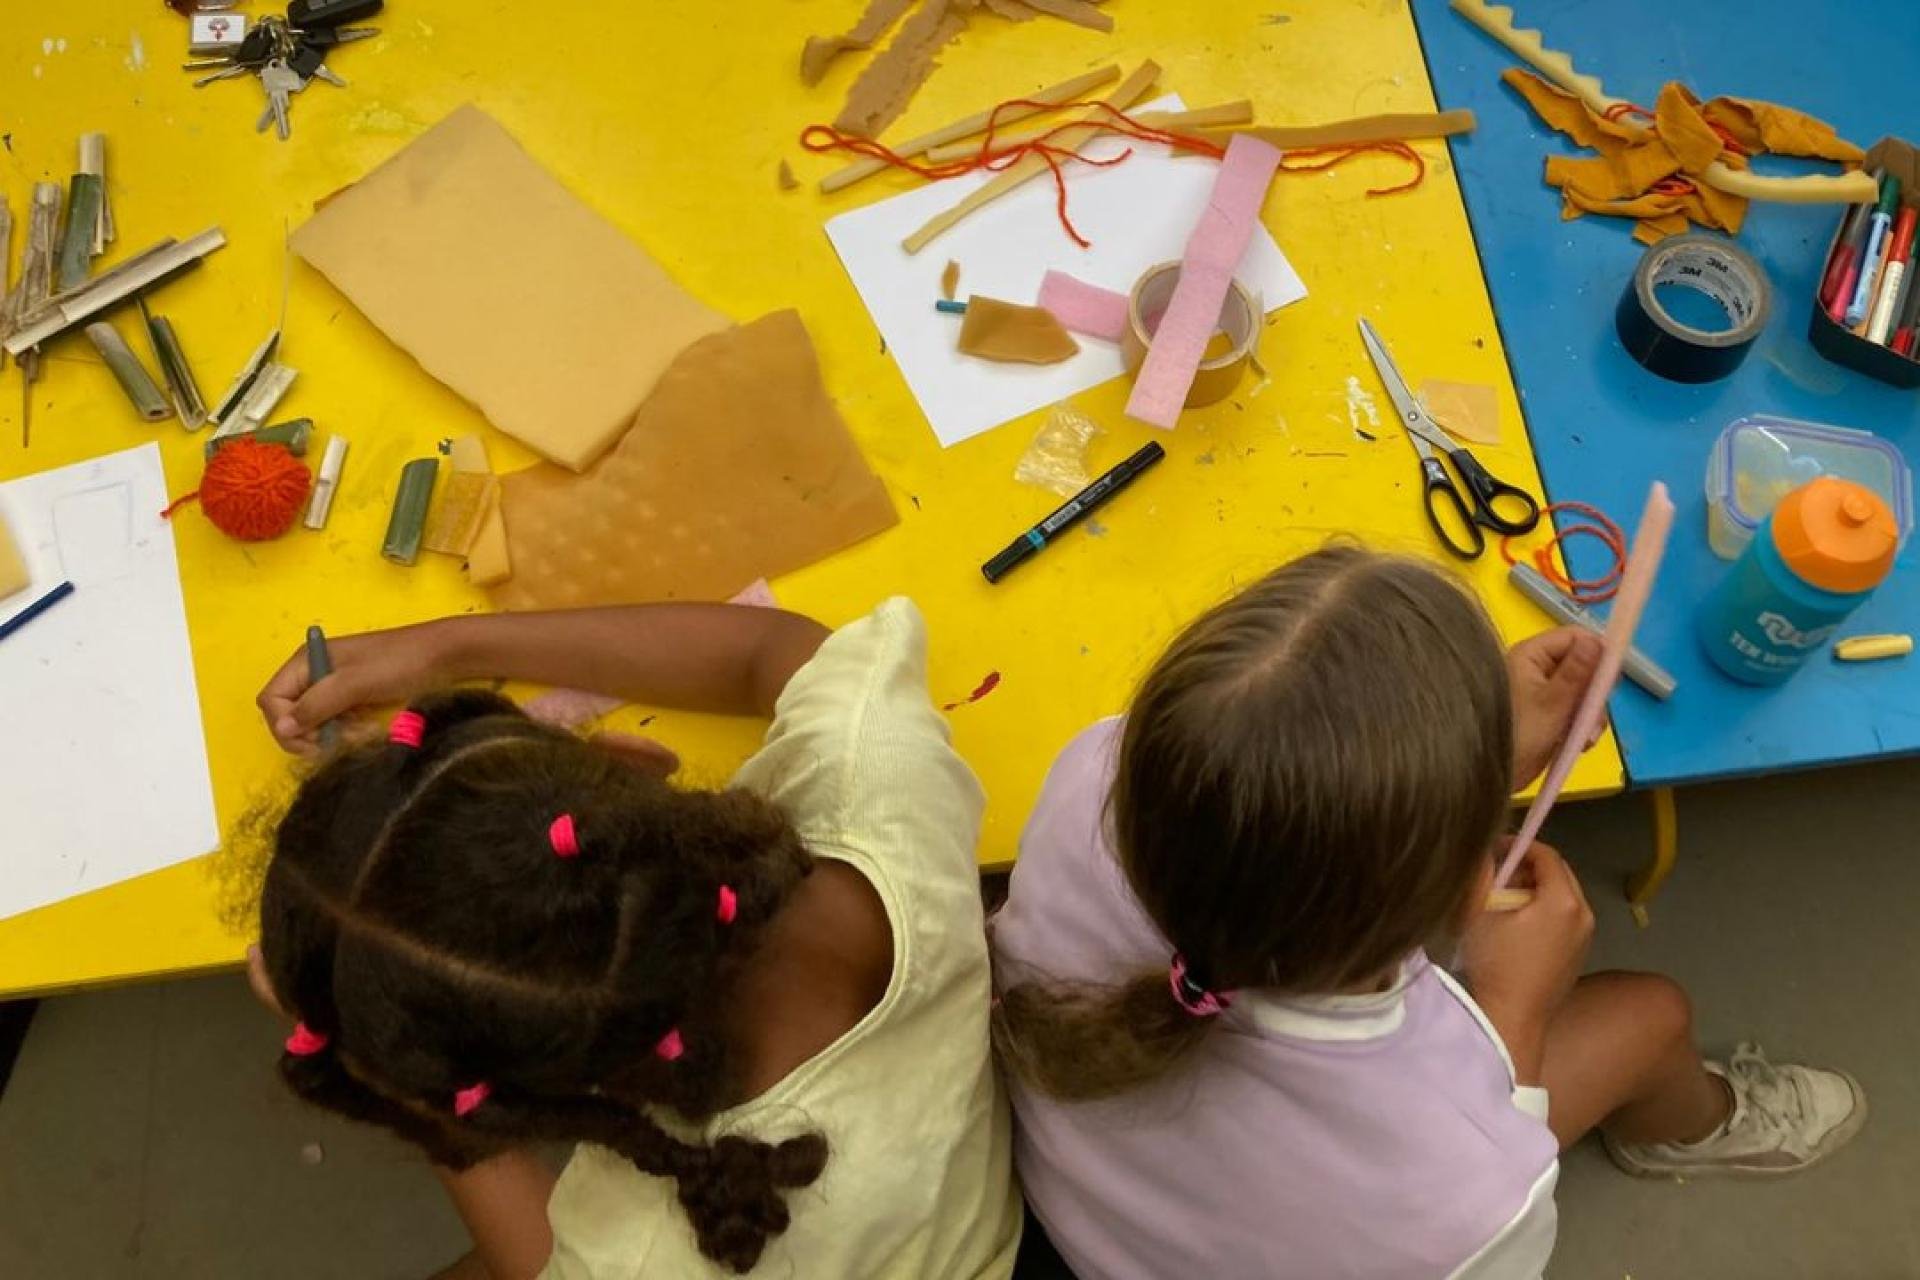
[1014,406,1105,497]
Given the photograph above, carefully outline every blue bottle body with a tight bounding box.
[1696,516,1871,684]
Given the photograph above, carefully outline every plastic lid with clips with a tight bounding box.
[1771,477,1899,595]
[1706,415,1911,560]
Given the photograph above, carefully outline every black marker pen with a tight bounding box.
[982,442,1165,583]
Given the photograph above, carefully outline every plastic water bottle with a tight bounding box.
[1696,477,1898,684]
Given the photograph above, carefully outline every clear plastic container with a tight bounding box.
[1705,415,1912,559]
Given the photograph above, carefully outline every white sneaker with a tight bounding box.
[1604,1043,1867,1179]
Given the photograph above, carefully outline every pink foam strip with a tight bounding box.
[1494,483,1676,891]
[1037,271,1130,342]
[1124,134,1281,428]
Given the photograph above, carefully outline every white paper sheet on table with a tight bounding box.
[824,96,1309,448]
[0,443,218,922]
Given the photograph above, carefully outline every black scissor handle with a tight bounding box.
[1420,456,1485,559]
[1447,448,1541,536]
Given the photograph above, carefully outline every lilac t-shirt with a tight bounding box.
[992,720,1560,1280]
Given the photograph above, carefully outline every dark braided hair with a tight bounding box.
[260,689,828,1273]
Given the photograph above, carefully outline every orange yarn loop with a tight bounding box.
[1499,500,1627,605]
[165,439,312,541]
[1274,141,1426,196]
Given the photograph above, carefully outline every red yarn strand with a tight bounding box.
[1600,97,1751,204]
[802,97,1431,245]
[159,490,202,520]
[802,98,1224,247]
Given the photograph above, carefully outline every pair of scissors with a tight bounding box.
[1358,318,1541,560]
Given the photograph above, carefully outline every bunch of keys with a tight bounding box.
[183,0,383,141]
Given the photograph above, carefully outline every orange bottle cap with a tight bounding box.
[1771,477,1898,594]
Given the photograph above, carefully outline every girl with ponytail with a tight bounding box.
[249,601,1019,1278]
[991,547,1864,1279]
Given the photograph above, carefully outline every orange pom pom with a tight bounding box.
[199,440,312,541]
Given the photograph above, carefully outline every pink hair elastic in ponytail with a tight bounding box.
[285,1022,329,1056]
[548,813,580,858]
[453,1082,492,1117]
[388,710,427,749]
[715,884,738,924]
[1169,954,1233,1018]
[654,1028,686,1062]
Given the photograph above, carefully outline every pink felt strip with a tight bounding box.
[1494,483,1675,891]
[1037,270,1130,342]
[1124,134,1281,428]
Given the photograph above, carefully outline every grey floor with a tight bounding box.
[3,762,1919,1279]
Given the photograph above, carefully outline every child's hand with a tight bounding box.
[1459,841,1593,1082]
[257,623,452,754]
[1506,627,1603,787]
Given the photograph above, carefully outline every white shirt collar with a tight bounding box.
[1235,954,1426,1043]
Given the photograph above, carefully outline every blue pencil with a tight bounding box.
[0,581,75,643]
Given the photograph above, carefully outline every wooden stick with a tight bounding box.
[1019,0,1114,33]
[18,238,180,325]
[819,64,1122,194]
[921,101,1254,163]
[1201,108,1478,150]
[902,59,1160,254]
[4,230,226,356]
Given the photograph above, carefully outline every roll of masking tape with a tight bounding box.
[1121,261,1259,412]
[1614,233,1770,383]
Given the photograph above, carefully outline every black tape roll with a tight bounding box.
[1615,233,1770,383]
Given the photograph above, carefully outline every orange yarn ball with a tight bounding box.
[200,440,312,541]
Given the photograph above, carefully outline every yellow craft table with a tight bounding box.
[0,0,1621,997]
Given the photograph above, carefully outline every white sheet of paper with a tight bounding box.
[825,96,1309,447]
[0,443,219,922]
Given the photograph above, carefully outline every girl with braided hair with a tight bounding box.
[249,600,1019,1278]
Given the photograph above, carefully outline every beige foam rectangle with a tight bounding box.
[465,504,512,587]
[290,105,728,472]
[0,514,27,601]
[491,311,898,610]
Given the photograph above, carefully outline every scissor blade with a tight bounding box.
[1357,318,1432,444]
[1357,319,1426,424]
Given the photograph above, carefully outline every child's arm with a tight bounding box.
[1456,841,1595,1083]
[434,1153,558,1280]
[258,605,829,753]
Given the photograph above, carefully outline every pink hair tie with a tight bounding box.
[453,1082,492,1117]
[1169,954,1233,1018]
[654,1028,685,1062]
[285,1022,329,1056]
[388,710,427,749]
[548,813,580,858]
[715,884,738,924]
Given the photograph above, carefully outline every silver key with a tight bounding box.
[256,60,300,140]
[307,64,348,89]
[194,61,257,88]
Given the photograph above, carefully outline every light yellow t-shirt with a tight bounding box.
[542,599,1021,1280]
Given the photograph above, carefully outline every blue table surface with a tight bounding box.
[1415,0,1920,787]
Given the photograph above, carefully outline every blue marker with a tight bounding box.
[0,580,74,643]
[1845,173,1901,327]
